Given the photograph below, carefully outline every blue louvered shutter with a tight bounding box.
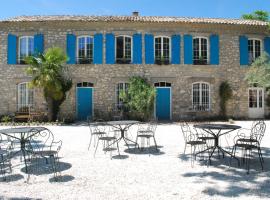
[106,33,115,64]
[34,34,44,55]
[94,33,103,64]
[145,34,154,64]
[7,34,17,64]
[210,34,219,65]
[184,34,193,64]
[239,35,248,66]
[133,33,142,64]
[66,34,76,64]
[264,37,270,56]
[171,35,181,64]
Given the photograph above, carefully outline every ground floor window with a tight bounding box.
[116,83,129,110]
[249,88,263,108]
[192,82,210,111]
[17,82,34,112]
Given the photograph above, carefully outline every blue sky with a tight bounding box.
[0,0,269,20]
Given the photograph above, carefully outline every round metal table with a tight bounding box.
[0,127,47,173]
[193,124,241,163]
[106,120,139,149]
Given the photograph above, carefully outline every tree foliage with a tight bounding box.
[245,53,270,88]
[25,47,72,121]
[219,81,233,118]
[120,76,156,121]
[242,10,269,22]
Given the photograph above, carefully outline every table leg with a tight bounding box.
[20,140,28,173]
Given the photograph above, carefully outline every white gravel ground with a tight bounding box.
[0,121,270,200]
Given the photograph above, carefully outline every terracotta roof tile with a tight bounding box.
[1,15,268,26]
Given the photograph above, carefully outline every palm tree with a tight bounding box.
[25,47,72,121]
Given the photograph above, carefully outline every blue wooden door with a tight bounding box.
[77,88,93,120]
[156,88,171,120]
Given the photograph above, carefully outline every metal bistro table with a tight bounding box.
[194,124,241,164]
[0,127,46,173]
[106,120,139,149]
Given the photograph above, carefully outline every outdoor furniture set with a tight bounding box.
[181,121,266,173]
[0,127,62,181]
[87,119,159,158]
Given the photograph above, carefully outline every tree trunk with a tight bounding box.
[46,96,54,122]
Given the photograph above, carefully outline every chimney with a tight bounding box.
[132,11,139,17]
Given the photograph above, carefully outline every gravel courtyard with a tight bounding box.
[0,121,270,200]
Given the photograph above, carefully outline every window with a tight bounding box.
[116,36,132,64]
[77,36,93,64]
[77,82,94,87]
[154,82,171,87]
[192,82,210,111]
[19,36,34,64]
[248,39,261,64]
[155,36,170,64]
[17,82,34,112]
[116,83,129,109]
[249,88,263,108]
[193,37,208,65]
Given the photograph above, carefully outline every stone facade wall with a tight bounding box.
[0,21,269,120]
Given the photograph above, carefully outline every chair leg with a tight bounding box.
[88,134,93,150]
[153,137,158,151]
[257,147,264,171]
[183,143,187,155]
[94,139,100,157]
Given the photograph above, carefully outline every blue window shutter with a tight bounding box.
[264,37,270,55]
[171,35,181,64]
[106,33,115,64]
[133,33,142,64]
[184,34,193,64]
[94,33,103,64]
[210,34,219,65]
[66,34,76,64]
[145,34,154,64]
[34,34,44,55]
[239,35,248,66]
[7,34,17,64]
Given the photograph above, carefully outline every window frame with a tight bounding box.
[191,82,211,111]
[17,82,34,112]
[192,36,209,65]
[76,35,94,64]
[18,36,34,64]
[154,36,171,65]
[115,35,133,64]
[115,82,129,110]
[248,38,262,64]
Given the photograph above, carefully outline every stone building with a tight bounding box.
[0,13,269,121]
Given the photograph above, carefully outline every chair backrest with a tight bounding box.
[147,122,157,134]
[28,128,55,152]
[250,120,266,144]
[180,122,196,142]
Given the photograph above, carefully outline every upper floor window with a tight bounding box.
[192,82,210,111]
[19,36,34,64]
[77,36,93,64]
[17,82,34,112]
[155,36,170,65]
[116,82,129,110]
[193,37,208,65]
[116,36,132,64]
[248,39,261,64]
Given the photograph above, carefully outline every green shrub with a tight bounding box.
[219,81,233,118]
[1,115,12,123]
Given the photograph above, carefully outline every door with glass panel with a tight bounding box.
[248,87,264,118]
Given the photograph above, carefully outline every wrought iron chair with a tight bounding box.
[0,135,12,180]
[87,118,107,150]
[231,121,266,174]
[93,123,120,158]
[135,122,158,152]
[26,128,62,179]
[180,122,208,166]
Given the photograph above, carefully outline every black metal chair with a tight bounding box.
[87,118,107,150]
[180,122,208,166]
[135,122,158,152]
[26,128,62,179]
[94,124,120,158]
[231,121,266,174]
